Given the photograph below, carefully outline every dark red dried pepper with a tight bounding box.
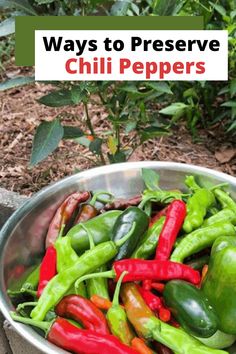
[37,246,57,298]
[46,191,90,248]
[155,200,186,261]
[55,295,109,335]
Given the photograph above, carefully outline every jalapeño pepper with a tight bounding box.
[111,207,149,261]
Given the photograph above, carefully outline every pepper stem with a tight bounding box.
[58,224,66,239]
[80,224,95,249]
[75,270,115,294]
[90,191,114,206]
[112,271,128,307]
[115,222,136,247]
[16,302,37,312]
[10,312,50,333]
[185,175,201,191]
[210,182,229,191]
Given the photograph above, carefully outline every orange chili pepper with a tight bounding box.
[159,307,171,322]
[131,338,153,354]
[200,264,208,287]
[86,135,94,141]
[90,294,112,310]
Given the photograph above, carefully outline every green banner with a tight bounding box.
[15,16,204,66]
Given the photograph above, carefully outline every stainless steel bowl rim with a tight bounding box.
[0,161,235,354]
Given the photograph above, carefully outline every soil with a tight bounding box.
[0,67,236,196]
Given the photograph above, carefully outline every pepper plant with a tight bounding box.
[30,81,171,166]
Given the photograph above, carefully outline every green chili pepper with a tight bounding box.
[214,189,236,214]
[67,210,122,254]
[147,317,227,354]
[86,265,109,300]
[112,207,149,261]
[183,176,215,233]
[30,223,136,321]
[203,208,236,227]
[195,330,236,349]
[186,255,210,270]
[55,236,80,273]
[131,216,165,259]
[80,224,109,300]
[8,265,40,298]
[183,187,215,232]
[170,222,236,263]
[107,271,134,345]
[202,236,236,335]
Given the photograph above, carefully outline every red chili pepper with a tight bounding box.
[142,280,152,291]
[11,314,138,354]
[113,259,200,285]
[137,285,161,312]
[151,282,165,293]
[149,206,168,227]
[37,246,57,298]
[55,295,109,335]
[46,191,90,248]
[155,200,186,261]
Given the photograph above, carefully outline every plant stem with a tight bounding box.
[84,102,96,137]
[83,102,107,165]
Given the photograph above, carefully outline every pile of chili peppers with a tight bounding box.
[9,169,236,354]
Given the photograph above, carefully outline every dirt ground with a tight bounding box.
[0,67,236,196]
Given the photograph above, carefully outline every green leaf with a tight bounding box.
[110,1,130,15]
[221,101,236,108]
[125,121,137,133]
[153,0,186,15]
[0,17,15,36]
[230,80,236,98]
[34,0,54,4]
[63,126,84,139]
[0,0,37,14]
[107,151,126,163]
[209,1,227,17]
[38,90,73,107]
[89,138,103,155]
[107,136,118,155]
[227,120,236,132]
[0,76,35,91]
[140,126,169,142]
[159,102,189,116]
[74,136,91,147]
[142,168,160,190]
[146,82,173,95]
[30,119,64,166]
[218,86,229,95]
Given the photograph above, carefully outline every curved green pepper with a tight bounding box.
[183,188,215,233]
[203,208,236,227]
[67,210,122,254]
[111,207,149,261]
[195,330,236,349]
[202,236,236,335]
[163,280,218,338]
[131,216,165,259]
[171,222,236,263]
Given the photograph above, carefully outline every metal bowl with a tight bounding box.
[0,161,236,354]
